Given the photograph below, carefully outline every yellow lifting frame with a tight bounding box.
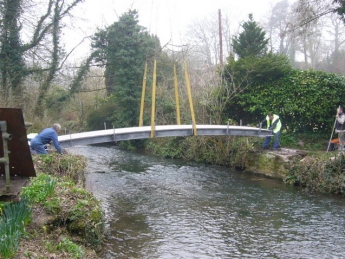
[173,64,181,125]
[150,60,157,138]
[139,60,197,136]
[184,61,197,135]
[139,62,148,127]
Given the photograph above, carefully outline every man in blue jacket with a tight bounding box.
[30,123,63,154]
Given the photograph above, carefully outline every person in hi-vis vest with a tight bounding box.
[335,106,345,151]
[261,113,282,150]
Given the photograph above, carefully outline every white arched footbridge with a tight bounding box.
[58,124,272,148]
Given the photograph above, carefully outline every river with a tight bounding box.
[69,144,345,259]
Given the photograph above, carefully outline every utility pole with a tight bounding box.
[218,9,223,66]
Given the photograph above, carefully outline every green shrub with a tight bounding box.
[286,153,345,194]
[225,69,345,134]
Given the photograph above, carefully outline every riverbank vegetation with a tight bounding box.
[145,136,258,168]
[0,153,105,258]
[284,152,345,195]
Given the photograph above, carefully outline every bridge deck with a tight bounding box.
[58,125,272,148]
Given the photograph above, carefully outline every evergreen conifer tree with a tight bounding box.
[91,10,159,128]
[232,14,269,59]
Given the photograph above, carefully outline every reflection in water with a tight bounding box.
[69,145,345,259]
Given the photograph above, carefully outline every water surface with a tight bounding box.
[69,145,345,259]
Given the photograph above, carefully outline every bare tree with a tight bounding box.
[322,12,345,73]
[0,0,84,117]
[185,10,238,67]
[264,0,300,63]
[265,0,344,70]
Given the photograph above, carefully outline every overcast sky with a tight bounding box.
[65,0,284,59]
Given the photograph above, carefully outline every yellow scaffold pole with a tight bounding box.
[173,64,181,125]
[150,60,157,138]
[184,61,197,135]
[139,62,148,126]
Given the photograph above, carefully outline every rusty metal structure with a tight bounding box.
[0,108,36,198]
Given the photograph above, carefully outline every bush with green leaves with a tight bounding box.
[224,69,345,134]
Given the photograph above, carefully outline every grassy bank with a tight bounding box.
[0,153,105,259]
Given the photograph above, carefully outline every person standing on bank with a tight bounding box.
[30,123,63,155]
[262,113,282,150]
[335,106,345,151]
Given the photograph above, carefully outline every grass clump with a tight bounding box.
[32,153,87,185]
[21,174,56,203]
[45,237,84,259]
[57,238,84,258]
[0,198,32,258]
